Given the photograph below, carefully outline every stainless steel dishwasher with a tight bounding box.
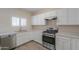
[0,33,16,50]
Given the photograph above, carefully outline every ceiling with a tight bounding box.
[21,8,43,13]
[20,8,59,15]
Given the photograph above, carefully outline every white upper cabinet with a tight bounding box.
[32,11,57,25]
[56,9,68,25]
[68,8,79,25]
[32,14,46,25]
[57,8,79,25]
[32,9,79,25]
[32,16,38,25]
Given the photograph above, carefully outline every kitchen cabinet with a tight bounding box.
[57,9,68,25]
[57,8,79,25]
[16,32,32,46]
[56,33,79,50]
[68,9,79,25]
[56,36,71,50]
[32,16,38,25]
[56,37,64,50]
[16,31,42,46]
[32,11,57,25]
[32,14,46,25]
[30,31,42,44]
[71,38,79,50]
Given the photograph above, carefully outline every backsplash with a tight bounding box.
[59,25,79,33]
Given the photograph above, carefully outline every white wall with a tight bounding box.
[0,8,32,33]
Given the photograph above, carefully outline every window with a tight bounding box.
[12,17,20,26]
[12,16,27,27]
[21,18,27,27]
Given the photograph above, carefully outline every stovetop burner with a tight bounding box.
[43,33,55,38]
[42,28,58,37]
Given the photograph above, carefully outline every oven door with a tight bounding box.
[42,35,55,45]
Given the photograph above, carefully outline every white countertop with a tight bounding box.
[0,32,16,36]
[56,32,79,38]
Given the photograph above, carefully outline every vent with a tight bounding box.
[45,16,57,20]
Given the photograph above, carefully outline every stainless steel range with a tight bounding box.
[42,28,58,50]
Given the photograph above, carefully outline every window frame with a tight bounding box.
[11,16,27,27]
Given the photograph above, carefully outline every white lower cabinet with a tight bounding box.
[56,36,71,50]
[30,31,42,44]
[56,35,79,50]
[71,38,79,50]
[16,32,32,46]
[16,31,42,46]
[56,37,64,50]
[63,38,71,50]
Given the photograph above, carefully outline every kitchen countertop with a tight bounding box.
[56,32,79,38]
[0,32,16,36]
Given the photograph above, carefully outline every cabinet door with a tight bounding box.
[62,37,71,50]
[16,32,32,46]
[56,37,64,50]
[71,38,79,50]
[57,9,68,25]
[76,8,79,25]
[32,16,38,25]
[31,31,42,44]
[68,8,78,25]
[38,15,46,25]
[56,36,71,50]
[32,15,45,25]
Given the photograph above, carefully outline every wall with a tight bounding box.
[0,8,32,33]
